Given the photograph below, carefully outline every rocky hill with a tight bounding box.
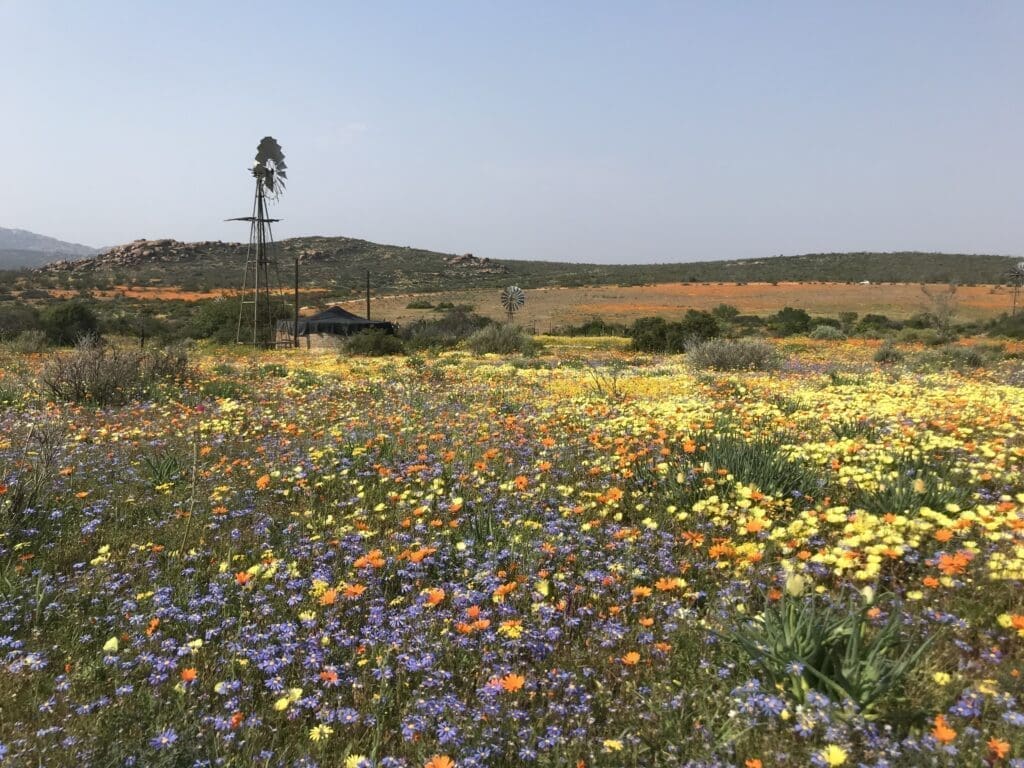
[19,235,1024,295]
[38,236,510,294]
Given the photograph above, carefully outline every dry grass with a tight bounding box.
[337,281,1016,332]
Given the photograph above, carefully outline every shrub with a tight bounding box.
[38,336,191,405]
[400,308,493,350]
[467,324,539,355]
[857,313,900,335]
[686,338,780,371]
[406,299,434,309]
[678,309,721,342]
[711,303,740,321]
[8,329,48,354]
[40,300,98,346]
[988,312,1024,339]
[550,317,630,337]
[0,303,42,340]
[768,306,812,336]
[810,325,846,341]
[873,342,904,364]
[346,328,405,356]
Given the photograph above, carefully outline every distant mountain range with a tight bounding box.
[0,227,99,268]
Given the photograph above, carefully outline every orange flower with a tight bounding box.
[319,588,338,606]
[988,737,1010,760]
[255,474,271,490]
[235,572,251,586]
[638,617,655,627]
[229,711,245,729]
[745,760,763,768]
[343,584,366,599]
[319,668,339,684]
[933,528,953,543]
[499,673,525,692]
[932,714,956,744]
[354,549,386,569]
[146,617,160,636]
[514,475,529,491]
[424,756,455,768]
[424,588,446,606]
[655,577,679,591]
[631,586,653,599]
[406,547,437,564]
[622,651,641,666]
[180,667,197,682]
[937,551,972,576]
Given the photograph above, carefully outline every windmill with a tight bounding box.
[228,137,288,347]
[1006,262,1024,317]
[500,285,525,324]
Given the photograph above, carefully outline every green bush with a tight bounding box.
[406,299,434,309]
[768,306,812,336]
[988,312,1024,339]
[550,317,630,337]
[873,342,904,364]
[0,303,42,340]
[400,308,493,350]
[467,324,539,355]
[40,300,98,346]
[346,328,405,356]
[686,338,780,371]
[809,325,846,341]
[711,303,740,321]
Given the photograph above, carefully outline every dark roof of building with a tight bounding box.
[277,306,395,336]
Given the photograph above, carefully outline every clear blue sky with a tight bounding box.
[2,1,1022,263]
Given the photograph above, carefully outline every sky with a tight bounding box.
[2,1,1023,264]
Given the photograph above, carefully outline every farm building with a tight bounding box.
[276,306,396,350]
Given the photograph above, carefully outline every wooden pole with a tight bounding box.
[366,270,371,321]
[294,257,299,347]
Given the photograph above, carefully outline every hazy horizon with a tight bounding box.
[3,2,1023,264]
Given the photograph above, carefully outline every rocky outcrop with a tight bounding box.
[41,239,246,272]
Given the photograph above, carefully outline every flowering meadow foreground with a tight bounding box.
[2,339,1024,767]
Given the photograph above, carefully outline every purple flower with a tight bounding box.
[149,729,177,750]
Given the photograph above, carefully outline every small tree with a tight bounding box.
[921,283,958,339]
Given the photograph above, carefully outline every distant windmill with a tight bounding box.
[500,285,525,324]
[1007,262,1024,317]
[227,137,288,347]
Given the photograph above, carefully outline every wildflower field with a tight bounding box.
[2,340,1024,767]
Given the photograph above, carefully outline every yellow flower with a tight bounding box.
[273,696,291,711]
[602,739,624,752]
[102,637,119,653]
[820,744,847,766]
[309,724,333,742]
[345,756,368,768]
[932,671,952,686]
[784,573,806,597]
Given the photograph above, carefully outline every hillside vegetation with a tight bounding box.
[7,236,1023,295]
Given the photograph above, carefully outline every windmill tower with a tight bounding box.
[500,285,525,324]
[228,137,287,347]
[1007,262,1024,317]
